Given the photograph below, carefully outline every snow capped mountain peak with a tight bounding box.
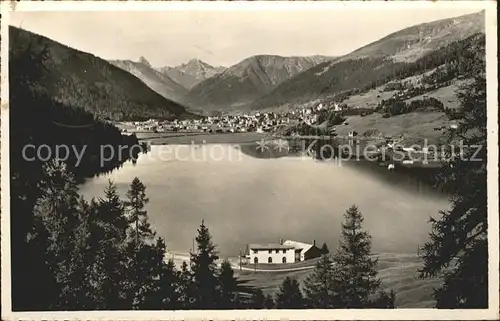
[172,59,226,80]
[138,56,152,67]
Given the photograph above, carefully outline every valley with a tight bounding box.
[6,6,489,312]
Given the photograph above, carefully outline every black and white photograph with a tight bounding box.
[1,1,498,319]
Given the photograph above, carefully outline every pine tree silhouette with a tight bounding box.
[218,260,239,309]
[275,277,305,309]
[419,58,488,308]
[303,254,338,308]
[190,220,220,309]
[250,289,266,309]
[321,242,330,254]
[332,205,393,308]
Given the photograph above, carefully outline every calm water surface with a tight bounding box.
[79,144,449,256]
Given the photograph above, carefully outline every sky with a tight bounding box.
[9,6,483,68]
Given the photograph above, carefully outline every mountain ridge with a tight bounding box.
[158,59,227,90]
[187,54,335,111]
[9,26,194,121]
[109,58,189,104]
[250,10,485,111]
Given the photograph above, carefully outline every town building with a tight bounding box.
[245,239,322,264]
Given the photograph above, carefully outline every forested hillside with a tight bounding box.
[188,55,334,112]
[10,26,194,121]
[253,33,484,110]
[9,25,152,310]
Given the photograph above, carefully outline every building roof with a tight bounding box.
[248,243,294,250]
[282,240,314,253]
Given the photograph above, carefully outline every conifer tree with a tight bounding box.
[178,261,195,309]
[190,220,220,309]
[99,180,129,241]
[250,289,266,309]
[92,180,130,309]
[135,237,172,309]
[33,160,92,309]
[275,277,305,309]
[123,177,165,309]
[303,253,338,308]
[264,294,275,309]
[218,259,239,309]
[321,242,330,254]
[371,290,396,308]
[157,259,182,309]
[332,205,392,308]
[419,61,487,308]
[125,177,154,245]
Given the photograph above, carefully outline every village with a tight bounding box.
[118,101,342,135]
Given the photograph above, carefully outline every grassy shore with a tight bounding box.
[235,253,443,308]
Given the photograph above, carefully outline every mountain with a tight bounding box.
[340,11,484,63]
[188,55,335,111]
[109,58,189,104]
[158,59,226,90]
[9,26,194,120]
[252,11,485,110]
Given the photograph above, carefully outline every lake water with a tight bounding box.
[79,144,449,257]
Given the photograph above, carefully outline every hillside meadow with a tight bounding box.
[236,253,444,308]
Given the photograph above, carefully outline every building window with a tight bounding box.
[275,249,279,254]
[282,257,286,263]
[268,257,272,263]
[282,249,286,253]
[254,257,258,264]
[268,250,272,254]
[253,250,257,254]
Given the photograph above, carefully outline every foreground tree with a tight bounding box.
[332,205,394,308]
[264,294,276,309]
[121,178,173,309]
[275,277,305,309]
[33,161,92,309]
[419,62,487,308]
[250,289,266,309]
[321,242,330,255]
[178,261,195,309]
[190,220,220,309]
[218,260,239,309]
[303,254,338,308]
[91,181,130,309]
[125,177,154,245]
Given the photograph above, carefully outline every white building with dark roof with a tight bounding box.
[246,239,322,264]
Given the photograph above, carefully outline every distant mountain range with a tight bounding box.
[158,59,226,90]
[10,10,485,119]
[187,55,334,112]
[110,54,334,114]
[109,58,189,104]
[252,11,485,110]
[10,26,194,121]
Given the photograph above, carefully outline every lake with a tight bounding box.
[79,144,449,257]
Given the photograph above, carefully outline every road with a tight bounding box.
[165,252,318,273]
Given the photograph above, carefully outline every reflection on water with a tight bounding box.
[79,144,449,256]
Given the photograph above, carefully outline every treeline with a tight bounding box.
[376,97,445,116]
[11,74,488,310]
[325,33,485,106]
[357,33,485,96]
[269,205,396,309]
[10,32,148,181]
[17,168,245,310]
[15,165,396,310]
[9,33,149,309]
[9,26,190,121]
[418,63,487,307]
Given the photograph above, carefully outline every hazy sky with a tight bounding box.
[9,7,482,67]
